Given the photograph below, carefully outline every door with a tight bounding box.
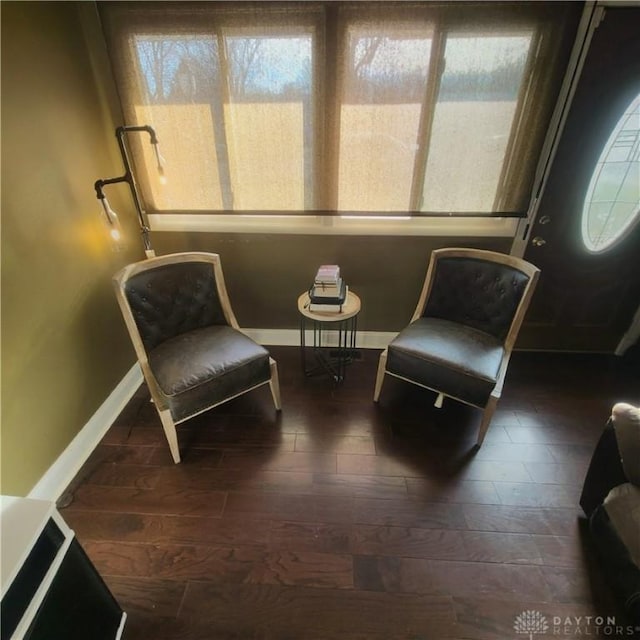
[519,6,640,352]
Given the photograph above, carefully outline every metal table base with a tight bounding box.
[300,314,358,383]
[297,290,361,384]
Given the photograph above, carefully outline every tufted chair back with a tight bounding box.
[376,248,540,448]
[123,261,228,352]
[113,252,282,465]
[423,257,530,341]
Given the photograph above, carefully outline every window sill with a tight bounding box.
[148,214,518,237]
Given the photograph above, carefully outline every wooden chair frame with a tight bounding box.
[374,248,540,446]
[113,252,281,463]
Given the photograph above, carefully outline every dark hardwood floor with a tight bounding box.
[60,346,640,639]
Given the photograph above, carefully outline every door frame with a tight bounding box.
[510,0,640,354]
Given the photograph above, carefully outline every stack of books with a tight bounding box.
[308,264,347,312]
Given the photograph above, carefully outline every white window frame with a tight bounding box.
[148,213,519,236]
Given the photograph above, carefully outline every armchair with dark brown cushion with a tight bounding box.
[113,252,281,463]
[580,403,640,624]
[374,248,539,446]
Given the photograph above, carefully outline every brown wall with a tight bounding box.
[152,233,511,331]
[1,2,143,496]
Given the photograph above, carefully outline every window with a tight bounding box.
[581,93,640,253]
[130,25,315,211]
[100,2,578,221]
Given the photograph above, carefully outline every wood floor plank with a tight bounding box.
[179,582,456,638]
[268,521,352,554]
[548,443,600,464]
[294,433,377,455]
[353,496,468,529]
[101,425,168,447]
[64,511,270,548]
[66,485,227,517]
[157,467,317,494]
[103,576,186,617]
[351,524,466,560]
[84,541,354,590]
[147,445,224,468]
[350,525,542,564]
[180,418,296,449]
[504,424,598,446]
[471,442,556,463]
[336,453,424,477]
[524,460,590,485]
[156,467,408,499]
[223,492,355,524]
[87,443,156,466]
[493,481,582,508]
[532,532,592,569]
[220,450,337,474]
[541,565,617,606]
[462,504,580,536]
[121,614,269,640]
[459,530,542,565]
[59,347,637,638]
[353,556,552,601]
[309,472,408,499]
[454,459,533,483]
[405,477,502,505]
[450,597,620,640]
[84,463,163,489]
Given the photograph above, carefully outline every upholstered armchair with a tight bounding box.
[580,403,640,624]
[374,248,539,446]
[113,252,281,463]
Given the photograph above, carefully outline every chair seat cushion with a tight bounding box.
[386,317,504,407]
[149,325,271,422]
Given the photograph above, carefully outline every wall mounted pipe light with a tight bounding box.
[94,125,165,258]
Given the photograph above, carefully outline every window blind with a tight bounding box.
[99,1,580,217]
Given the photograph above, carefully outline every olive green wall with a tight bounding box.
[0,1,512,496]
[1,2,143,496]
[152,233,510,331]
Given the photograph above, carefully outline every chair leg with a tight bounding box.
[373,349,388,402]
[477,396,498,447]
[158,408,181,463]
[269,357,282,411]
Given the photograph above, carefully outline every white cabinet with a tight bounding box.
[1,496,125,640]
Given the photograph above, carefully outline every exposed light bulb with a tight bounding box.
[152,143,167,184]
[99,196,123,244]
[100,195,116,222]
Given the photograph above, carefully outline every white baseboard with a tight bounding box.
[244,328,395,350]
[28,363,143,503]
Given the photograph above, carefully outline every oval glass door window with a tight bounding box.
[581,93,640,253]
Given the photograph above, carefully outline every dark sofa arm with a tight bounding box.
[590,505,640,625]
[580,419,628,518]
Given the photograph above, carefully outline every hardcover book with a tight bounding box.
[309,279,347,305]
[309,285,349,312]
[314,264,340,284]
[310,277,343,298]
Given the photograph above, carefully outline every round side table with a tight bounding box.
[297,290,361,383]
